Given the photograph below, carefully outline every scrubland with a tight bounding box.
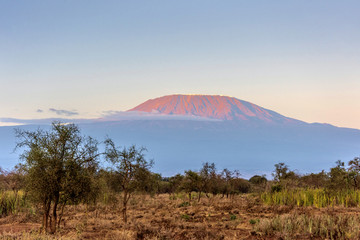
[2,122,360,239]
[2,191,360,239]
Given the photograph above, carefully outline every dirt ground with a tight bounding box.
[1,194,360,239]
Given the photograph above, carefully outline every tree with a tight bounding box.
[168,174,184,195]
[272,163,289,182]
[0,166,25,192]
[249,175,267,185]
[249,175,267,192]
[198,162,217,200]
[182,170,201,201]
[300,171,328,188]
[104,138,153,223]
[348,157,360,190]
[328,160,349,191]
[15,122,99,233]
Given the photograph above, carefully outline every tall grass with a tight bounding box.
[0,190,27,216]
[254,213,360,240]
[261,188,360,207]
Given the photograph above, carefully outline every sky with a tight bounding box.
[1,1,360,128]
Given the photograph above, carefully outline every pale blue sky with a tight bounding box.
[1,1,360,128]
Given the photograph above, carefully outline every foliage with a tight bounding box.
[230,214,237,221]
[15,122,99,233]
[249,175,267,185]
[104,138,153,223]
[0,190,28,216]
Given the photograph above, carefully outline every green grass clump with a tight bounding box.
[249,219,258,225]
[0,190,28,216]
[181,214,190,221]
[261,188,360,208]
[230,214,237,221]
[178,201,190,208]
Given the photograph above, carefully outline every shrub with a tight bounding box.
[0,190,27,216]
[178,201,190,208]
[181,214,190,221]
[249,219,258,225]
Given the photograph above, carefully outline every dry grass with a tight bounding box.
[2,193,360,239]
[253,212,360,240]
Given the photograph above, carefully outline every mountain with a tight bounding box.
[1,94,360,178]
[129,94,299,124]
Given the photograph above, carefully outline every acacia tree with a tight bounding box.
[104,138,153,223]
[0,166,25,193]
[272,162,289,182]
[198,162,217,200]
[15,122,99,233]
[348,157,360,190]
[328,160,349,191]
[182,170,201,202]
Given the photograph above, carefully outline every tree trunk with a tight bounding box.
[58,202,66,228]
[42,198,51,233]
[198,191,201,202]
[50,193,59,234]
[122,191,128,223]
[188,192,191,202]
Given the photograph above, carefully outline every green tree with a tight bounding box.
[300,171,328,188]
[249,175,267,185]
[182,170,201,201]
[348,157,360,190]
[168,174,184,195]
[272,162,289,182]
[249,175,267,192]
[104,138,153,223]
[15,122,99,233]
[328,160,349,191]
[198,162,217,200]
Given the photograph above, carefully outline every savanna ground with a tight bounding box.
[3,123,360,239]
[2,192,360,240]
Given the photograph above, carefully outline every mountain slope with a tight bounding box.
[2,94,360,177]
[128,94,301,124]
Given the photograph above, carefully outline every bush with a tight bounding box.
[181,214,190,221]
[178,201,190,208]
[0,190,27,217]
[271,184,282,193]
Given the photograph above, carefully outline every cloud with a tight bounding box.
[49,108,79,116]
[101,110,220,122]
[36,109,43,113]
[0,110,218,127]
[0,117,96,126]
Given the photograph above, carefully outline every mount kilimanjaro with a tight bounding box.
[128,94,299,124]
[1,94,360,177]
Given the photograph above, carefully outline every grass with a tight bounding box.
[0,190,28,217]
[2,192,360,239]
[254,213,360,240]
[0,194,252,239]
[261,188,360,207]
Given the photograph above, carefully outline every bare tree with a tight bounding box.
[104,138,153,223]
